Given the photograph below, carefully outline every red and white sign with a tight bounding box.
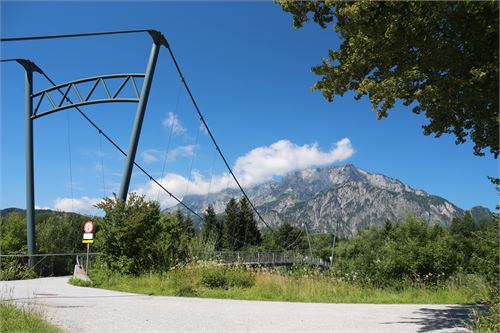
[83,221,94,233]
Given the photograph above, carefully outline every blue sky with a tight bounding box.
[1,1,497,215]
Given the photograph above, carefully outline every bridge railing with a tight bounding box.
[198,251,328,267]
[1,250,329,280]
[0,252,100,279]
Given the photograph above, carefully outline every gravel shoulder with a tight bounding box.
[1,277,472,333]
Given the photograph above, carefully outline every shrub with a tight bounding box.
[175,285,198,297]
[199,265,255,289]
[0,259,37,281]
[200,266,228,289]
[331,215,497,288]
[226,267,255,288]
[68,277,93,287]
[95,193,194,274]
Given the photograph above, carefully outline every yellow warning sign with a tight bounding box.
[82,239,94,244]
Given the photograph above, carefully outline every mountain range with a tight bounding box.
[177,164,492,236]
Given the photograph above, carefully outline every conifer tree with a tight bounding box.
[183,214,196,239]
[175,209,195,239]
[239,197,261,246]
[202,205,223,250]
[223,198,240,250]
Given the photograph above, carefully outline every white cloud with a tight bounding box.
[233,138,354,187]
[53,196,102,214]
[162,112,186,135]
[141,145,195,164]
[168,145,195,161]
[141,149,159,164]
[134,138,354,208]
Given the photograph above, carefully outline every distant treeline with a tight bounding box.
[1,194,498,288]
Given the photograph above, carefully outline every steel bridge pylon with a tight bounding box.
[6,30,167,265]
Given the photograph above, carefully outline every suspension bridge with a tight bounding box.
[0,251,329,276]
[1,29,334,266]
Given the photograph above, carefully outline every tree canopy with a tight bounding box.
[279,1,499,157]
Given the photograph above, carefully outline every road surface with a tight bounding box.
[1,277,472,332]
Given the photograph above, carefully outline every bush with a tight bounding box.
[200,266,228,288]
[331,215,498,288]
[226,267,255,288]
[95,194,194,274]
[200,265,255,289]
[68,277,93,287]
[0,259,37,281]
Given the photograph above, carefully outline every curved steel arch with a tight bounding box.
[31,73,145,119]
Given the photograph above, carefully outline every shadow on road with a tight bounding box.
[382,305,478,332]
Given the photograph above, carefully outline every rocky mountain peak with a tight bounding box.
[176,164,491,235]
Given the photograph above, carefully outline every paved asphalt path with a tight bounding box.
[1,277,472,333]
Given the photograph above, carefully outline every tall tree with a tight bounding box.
[239,198,261,246]
[175,209,195,239]
[202,205,223,250]
[223,198,241,250]
[279,1,499,157]
[175,209,184,226]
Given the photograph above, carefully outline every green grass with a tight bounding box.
[74,263,489,304]
[68,277,93,287]
[0,301,63,333]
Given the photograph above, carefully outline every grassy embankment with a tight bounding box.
[75,263,489,304]
[0,301,63,333]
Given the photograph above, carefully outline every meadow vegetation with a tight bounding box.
[0,301,63,333]
[84,262,490,305]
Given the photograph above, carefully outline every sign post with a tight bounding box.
[82,221,94,273]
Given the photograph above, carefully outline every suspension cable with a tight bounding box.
[164,44,275,232]
[205,147,217,205]
[0,29,152,42]
[183,118,202,199]
[39,72,202,220]
[65,110,75,213]
[98,132,106,197]
[156,79,182,201]
[304,222,313,259]
[0,58,20,63]
[284,228,304,251]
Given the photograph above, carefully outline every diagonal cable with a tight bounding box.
[163,43,276,233]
